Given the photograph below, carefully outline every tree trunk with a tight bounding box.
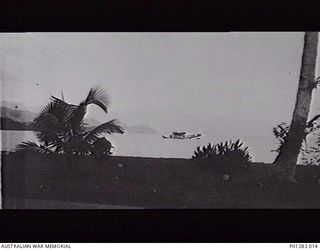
[275,32,318,182]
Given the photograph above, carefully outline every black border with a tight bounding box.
[2,0,320,243]
[1,0,320,31]
[0,209,320,242]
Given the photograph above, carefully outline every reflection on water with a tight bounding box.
[1,130,279,163]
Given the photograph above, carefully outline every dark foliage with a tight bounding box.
[272,114,320,165]
[15,87,124,157]
[300,135,320,166]
[192,139,252,167]
[272,122,291,154]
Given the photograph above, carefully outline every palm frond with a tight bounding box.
[69,87,110,131]
[83,87,111,113]
[307,114,320,129]
[50,96,78,119]
[15,141,53,154]
[35,97,77,131]
[22,87,121,157]
[61,90,65,101]
[70,104,87,133]
[34,112,59,129]
[84,119,124,143]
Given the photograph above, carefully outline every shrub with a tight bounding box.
[192,139,252,167]
[272,118,320,165]
[300,139,320,166]
[272,122,291,154]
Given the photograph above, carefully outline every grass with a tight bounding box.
[2,151,320,208]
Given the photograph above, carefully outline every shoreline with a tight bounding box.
[0,129,279,162]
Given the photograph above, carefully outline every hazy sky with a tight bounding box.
[1,32,320,137]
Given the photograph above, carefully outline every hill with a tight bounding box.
[0,106,37,123]
[127,125,158,134]
[0,117,34,130]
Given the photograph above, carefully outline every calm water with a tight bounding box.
[1,130,279,163]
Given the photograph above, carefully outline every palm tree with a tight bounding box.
[16,87,124,157]
[274,32,319,182]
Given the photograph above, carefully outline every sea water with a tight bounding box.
[1,130,279,163]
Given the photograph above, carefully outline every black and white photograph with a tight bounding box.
[1,32,320,209]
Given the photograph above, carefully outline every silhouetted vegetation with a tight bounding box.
[15,87,124,157]
[272,115,320,165]
[192,140,252,167]
[274,32,319,182]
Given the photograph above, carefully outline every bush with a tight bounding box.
[272,122,291,154]
[192,139,252,168]
[272,119,320,165]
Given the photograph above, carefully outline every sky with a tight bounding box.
[1,32,320,137]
